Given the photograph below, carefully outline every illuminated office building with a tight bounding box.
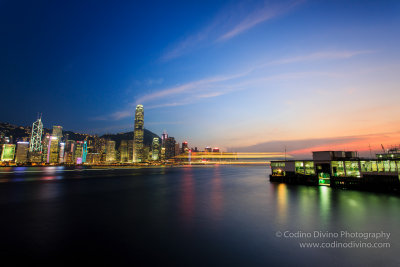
[48,136,59,164]
[119,140,128,163]
[212,148,220,153]
[75,141,84,164]
[64,140,76,164]
[133,104,144,162]
[152,138,160,161]
[106,140,116,162]
[181,141,188,154]
[15,142,29,163]
[52,126,63,139]
[29,116,43,162]
[42,135,50,162]
[205,147,212,153]
[59,142,65,163]
[128,140,133,162]
[161,131,168,147]
[1,144,16,162]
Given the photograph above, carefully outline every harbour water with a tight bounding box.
[0,166,399,266]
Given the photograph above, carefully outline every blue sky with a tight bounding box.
[1,0,399,153]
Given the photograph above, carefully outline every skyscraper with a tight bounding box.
[119,140,128,163]
[48,136,59,164]
[52,126,63,140]
[16,142,29,163]
[29,116,43,153]
[152,138,160,161]
[106,140,116,162]
[165,137,176,160]
[133,104,144,163]
[161,130,168,147]
[181,141,188,154]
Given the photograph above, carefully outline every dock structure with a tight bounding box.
[270,150,400,192]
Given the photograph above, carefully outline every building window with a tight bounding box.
[345,161,360,177]
[304,161,315,175]
[295,161,304,174]
[331,161,345,177]
[390,161,397,173]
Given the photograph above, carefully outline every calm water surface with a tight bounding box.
[0,166,399,266]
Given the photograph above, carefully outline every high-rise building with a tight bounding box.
[1,144,16,162]
[128,140,133,162]
[75,141,84,164]
[181,141,188,154]
[212,147,220,153]
[165,137,176,159]
[15,142,29,163]
[175,143,180,156]
[48,136,59,164]
[205,147,212,152]
[29,116,43,153]
[133,104,144,162]
[106,140,116,162]
[161,131,168,147]
[152,138,160,161]
[52,126,63,140]
[42,135,50,162]
[59,142,65,163]
[119,140,128,163]
[64,140,76,164]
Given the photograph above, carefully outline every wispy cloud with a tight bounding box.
[161,0,305,61]
[270,50,375,65]
[96,48,373,121]
[91,110,132,121]
[218,0,304,41]
[135,70,250,105]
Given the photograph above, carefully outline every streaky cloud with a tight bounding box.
[270,50,375,65]
[218,0,304,42]
[161,0,305,61]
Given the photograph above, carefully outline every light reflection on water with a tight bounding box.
[0,166,399,266]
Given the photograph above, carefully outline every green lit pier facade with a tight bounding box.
[270,151,400,192]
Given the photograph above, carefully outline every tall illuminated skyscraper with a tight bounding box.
[48,136,59,164]
[16,142,29,163]
[152,138,160,161]
[106,140,116,162]
[29,116,43,153]
[52,126,63,139]
[120,140,128,163]
[133,104,144,163]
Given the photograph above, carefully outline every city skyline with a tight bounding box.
[1,0,399,154]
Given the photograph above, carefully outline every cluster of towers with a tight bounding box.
[0,104,197,165]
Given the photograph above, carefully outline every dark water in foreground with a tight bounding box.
[0,166,399,266]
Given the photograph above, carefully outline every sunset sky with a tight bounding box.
[1,0,399,155]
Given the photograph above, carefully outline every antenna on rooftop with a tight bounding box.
[369,144,372,158]
[284,145,287,161]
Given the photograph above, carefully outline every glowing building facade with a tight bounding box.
[16,142,29,163]
[133,105,144,162]
[48,136,59,164]
[29,116,43,153]
[106,140,116,162]
[120,140,128,163]
[1,144,16,162]
[52,126,63,139]
[152,138,160,161]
